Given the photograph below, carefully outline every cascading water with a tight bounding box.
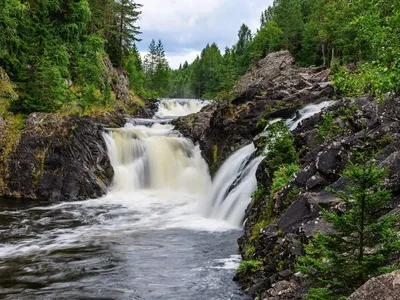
[204,145,263,226]
[205,101,334,226]
[155,98,210,119]
[0,98,335,299]
[103,123,211,194]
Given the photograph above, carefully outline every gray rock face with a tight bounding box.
[0,113,114,201]
[278,197,314,233]
[348,270,400,300]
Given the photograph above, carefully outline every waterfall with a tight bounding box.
[155,99,210,119]
[204,101,335,226]
[203,144,264,226]
[103,99,334,227]
[104,123,211,194]
[286,100,334,130]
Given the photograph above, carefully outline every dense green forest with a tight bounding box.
[1,0,400,111]
[0,0,170,116]
[169,0,400,100]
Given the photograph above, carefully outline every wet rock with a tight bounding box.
[380,151,400,192]
[315,142,346,176]
[348,270,400,300]
[306,172,328,190]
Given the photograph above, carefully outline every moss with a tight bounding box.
[0,115,25,190]
[276,259,288,272]
[251,218,271,241]
[212,145,219,165]
[187,114,198,129]
[32,147,49,188]
[236,260,263,276]
[253,186,266,202]
[377,134,394,147]
[210,145,219,174]
[265,104,273,114]
[317,112,344,140]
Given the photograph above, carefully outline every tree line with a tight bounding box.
[169,0,400,100]
[0,0,171,114]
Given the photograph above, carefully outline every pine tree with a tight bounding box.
[235,24,253,74]
[144,39,157,74]
[297,142,400,298]
[110,0,142,66]
[125,44,145,96]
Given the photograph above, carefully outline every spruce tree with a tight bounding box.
[111,0,142,66]
[297,143,400,298]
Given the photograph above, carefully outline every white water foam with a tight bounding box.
[155,98,210,119]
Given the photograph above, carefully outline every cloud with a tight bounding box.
[140,49,201,69]
[137,0,274,68]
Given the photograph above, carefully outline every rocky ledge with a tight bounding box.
[0,113,120,201]
[173,51,333,171]
[236,96,400,299]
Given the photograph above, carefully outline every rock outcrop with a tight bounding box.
[348,270,400,300]
[0,113,114,201]
[173,51,333,169]
[174,51,400,299]
[233,95,400,299]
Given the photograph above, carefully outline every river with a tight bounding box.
[0,99,252,300]
[0,98,333,299]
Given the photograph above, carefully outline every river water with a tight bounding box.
[0,99,250,300]
[0,99,334,299]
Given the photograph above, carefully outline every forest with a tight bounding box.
[169,0,400,100]
[0,0,170,115]
[1,1,400,299]
[1,0,400,113]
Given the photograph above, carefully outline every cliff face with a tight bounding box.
[0,113,114,201]
[236,96,400,299]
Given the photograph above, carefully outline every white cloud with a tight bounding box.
[166,50,201,69]
[140,50,200,70]
[137,0,274,67]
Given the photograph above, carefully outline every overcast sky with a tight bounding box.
[136,0,274,69]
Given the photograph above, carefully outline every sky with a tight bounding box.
[136,0,274,69]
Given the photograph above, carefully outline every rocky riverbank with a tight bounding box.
[174,51,400,299]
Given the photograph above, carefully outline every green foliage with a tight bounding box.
[169,0,400,100]
[317,113,343,140]
[305,288,346,300]
[0,0,142,114]
[264,121,299,172]
[251,21,283,62]
[253,186,266,202]
[297,146,400,297]
[236,260,263,276]
[271,163,299,193]
[142,39,171,97]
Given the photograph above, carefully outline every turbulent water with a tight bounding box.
[0,99,333,299]
[0,99,248,300]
